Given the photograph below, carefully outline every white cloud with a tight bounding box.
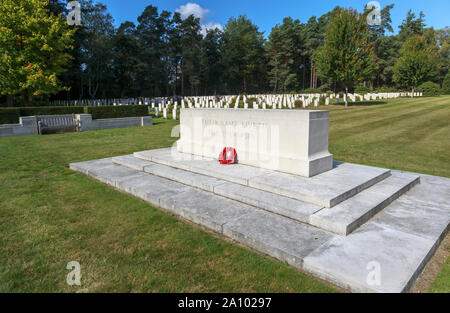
[201,22,223,36]
[176,2,222,37]
[176,3,209,22]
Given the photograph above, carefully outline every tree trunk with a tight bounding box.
[181,70,184,97]
[345,87,348,108]
[24,92,30,106]
[302,58,306,90]
[411,88,414,98]
[6,95,14,107]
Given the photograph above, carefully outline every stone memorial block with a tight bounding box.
[177,109,333,177]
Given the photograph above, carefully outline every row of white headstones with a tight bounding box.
[149,92,423,119]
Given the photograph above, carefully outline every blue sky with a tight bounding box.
[99,0,449,36]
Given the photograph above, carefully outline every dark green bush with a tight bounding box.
[0,105,150,124]
[301,88,322,94]
[442,72,450,95]
[19,106,85,117]
[86,105,150,119]
[375,86,398,93]
[246,97,257,105]
[417,81,441,97]
[294,100,303,108]
[319,96,326,105]
[354,86,371,95]
[318,83,331,92]
[0,108,21,124]
[0,107,84,124]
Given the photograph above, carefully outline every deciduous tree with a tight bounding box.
[314,8,375,106]
[393,35,440,96]
[0,0,74,105]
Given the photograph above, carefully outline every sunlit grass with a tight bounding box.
[1,95,449,292]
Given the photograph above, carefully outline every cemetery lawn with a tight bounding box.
[0,119,338,293]
[0,95,448,293]
[325,95,450,178]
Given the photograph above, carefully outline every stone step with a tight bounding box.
[213,182,322,224]
[113,154,225,192]
[70,156,449,292]
[113,155,419,235]
[309,172,420,235]
[113,154,323,223]
[133,148,392,208]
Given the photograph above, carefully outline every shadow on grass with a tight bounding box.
[336,101,388,107]
[151,118,177,125]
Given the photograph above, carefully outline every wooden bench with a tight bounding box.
[37,115,79,135]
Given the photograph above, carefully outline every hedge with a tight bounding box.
[0,108,21,124]
[19,107,85,117]
[300,88,322,94]
[442,72,450,95]
[0,107,84,124]
[0,105,150,124]
[85,105,149,119]
[417,81,441,97]
[354,86,371,95]
[375,86,398,93]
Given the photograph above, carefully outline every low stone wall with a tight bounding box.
[0,114,153,138]
[75,114,153,131]
[0,117,38,138]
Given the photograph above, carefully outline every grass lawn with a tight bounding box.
[0,96,449,292]
[429,255,450,293]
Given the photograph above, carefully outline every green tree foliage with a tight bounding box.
[398,10,426,42]
[436,27,450,82]
[441,71,450,94]
[373,36,401,87]
[200,28,223,95]
[221,15,267,93]
[135,5,165,96]
[300,7,341,90]
[111,22,139,98]
[177,15,203,96]
[366,4,394,37]
[1,2,447,104]
[417,81,441,96]
[314,8,375,106]
[267,17,304,92]
[80,0,115,99]
[0,0,74,105]
[393,35,440,95]
[133,6,203,97]
[365,4,400,88]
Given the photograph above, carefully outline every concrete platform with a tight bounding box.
[70,153,450,293]
[309,172,420,235]
[114,155,323,224]
[134,148,392,208]
[134,148,272,185]
[113,153,421,235]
